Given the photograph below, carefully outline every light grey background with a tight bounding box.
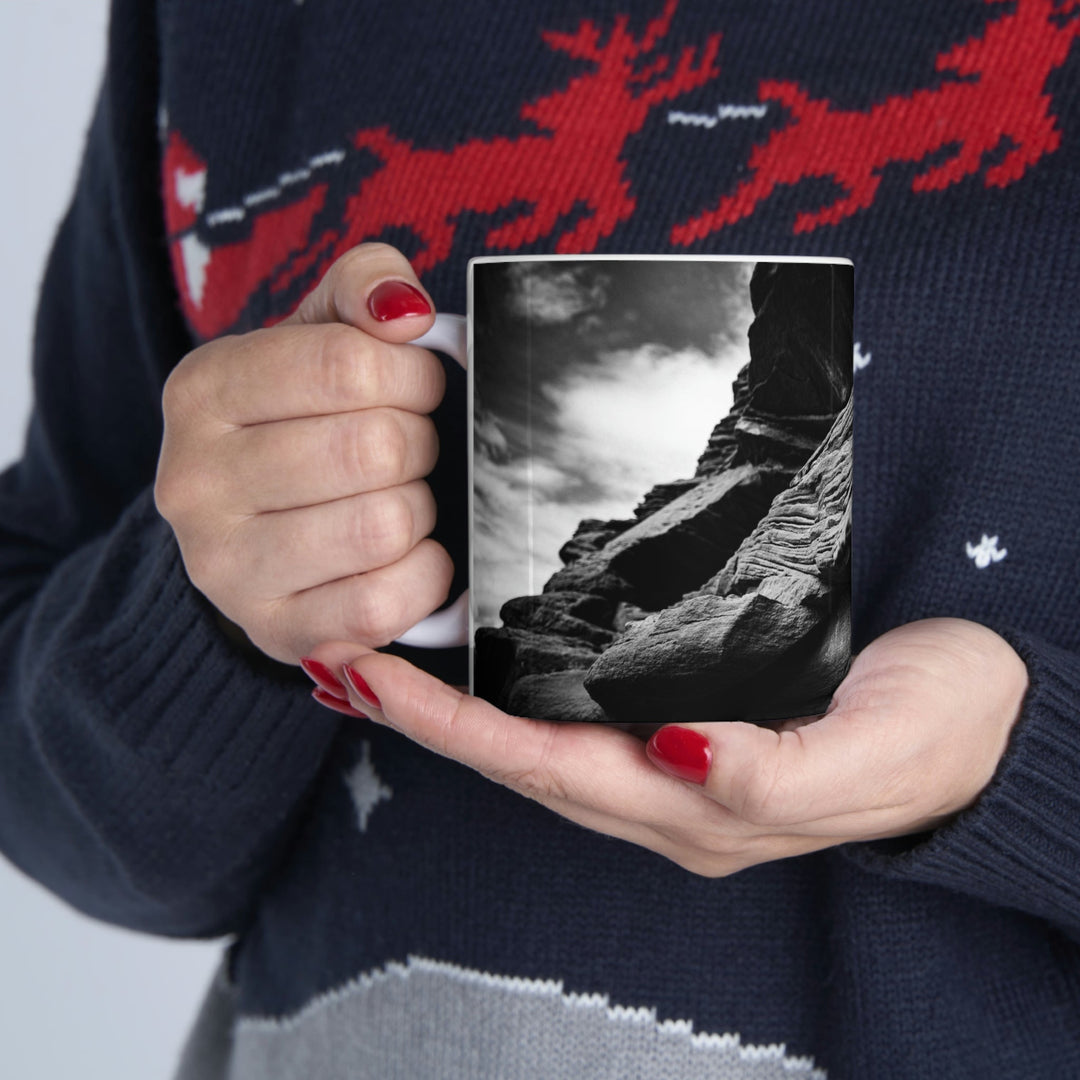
[0,4,221,1077]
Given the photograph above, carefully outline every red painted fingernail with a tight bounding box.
[312,687,369,719]
[300,657,348,700]
[367,280,431,321]
[646,726,712,785]
[343,665,382,710]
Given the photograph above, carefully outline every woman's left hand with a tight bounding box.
[304,617,1028,876]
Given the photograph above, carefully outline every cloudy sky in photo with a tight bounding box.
[472,258,755,628]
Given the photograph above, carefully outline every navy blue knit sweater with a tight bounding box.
[2,1,1079,1076]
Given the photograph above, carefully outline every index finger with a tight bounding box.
[284,242,436,343]
[327,648,711,825]
[188,323,446,427]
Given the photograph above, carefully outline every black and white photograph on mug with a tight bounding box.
[470,256,853,725]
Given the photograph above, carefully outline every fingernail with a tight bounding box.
[300,657,348,700]
[646,726,712,785]
[367,280,431,321]
[343,664,382,710]
[312,687,369,719]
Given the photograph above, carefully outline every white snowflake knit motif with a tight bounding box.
[966,534,1007,568]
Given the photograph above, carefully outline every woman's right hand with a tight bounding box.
[154,243,453,664]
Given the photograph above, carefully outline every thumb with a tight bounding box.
[646,717,853,828]
[284,241,436,343]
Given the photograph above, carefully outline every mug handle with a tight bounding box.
[393,313,470,649]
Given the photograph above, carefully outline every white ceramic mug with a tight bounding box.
[396,255,853,726]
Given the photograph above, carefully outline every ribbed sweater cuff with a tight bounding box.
[60,488,337,794]
[843,629,1080,937]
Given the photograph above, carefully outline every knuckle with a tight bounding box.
[316,325,380,403]
[354,492,414,567]
[355,241,403,261]
[181,535,232,598]
[152,464,183,520]
[157,356,237,523]
[321,248,364,306]
[325,244,408,315]
[161,352,202,420]
[155,449,229,523]
[342,575,406,646]
[412,415,439,474]
[411,480,437,533]
[410,354,447,414]
[327,411,403,494]
[358,410,408,486]
[336,241,407,280]
[416,538,454,605]
[332,242,380,280]
[162,338,233,423]
[159,367,186,423]
[154,460,213,522]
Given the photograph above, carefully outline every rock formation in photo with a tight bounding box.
[474,262,853,724]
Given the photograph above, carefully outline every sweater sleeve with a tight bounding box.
[842,628,1080,944]
[0,0,339,938]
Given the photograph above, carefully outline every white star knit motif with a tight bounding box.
[344,741,393,833]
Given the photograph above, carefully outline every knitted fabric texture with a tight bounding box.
[1,1,1078,1077]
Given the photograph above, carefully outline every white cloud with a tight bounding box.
[472,339,747,628]
[545,342,744,510]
